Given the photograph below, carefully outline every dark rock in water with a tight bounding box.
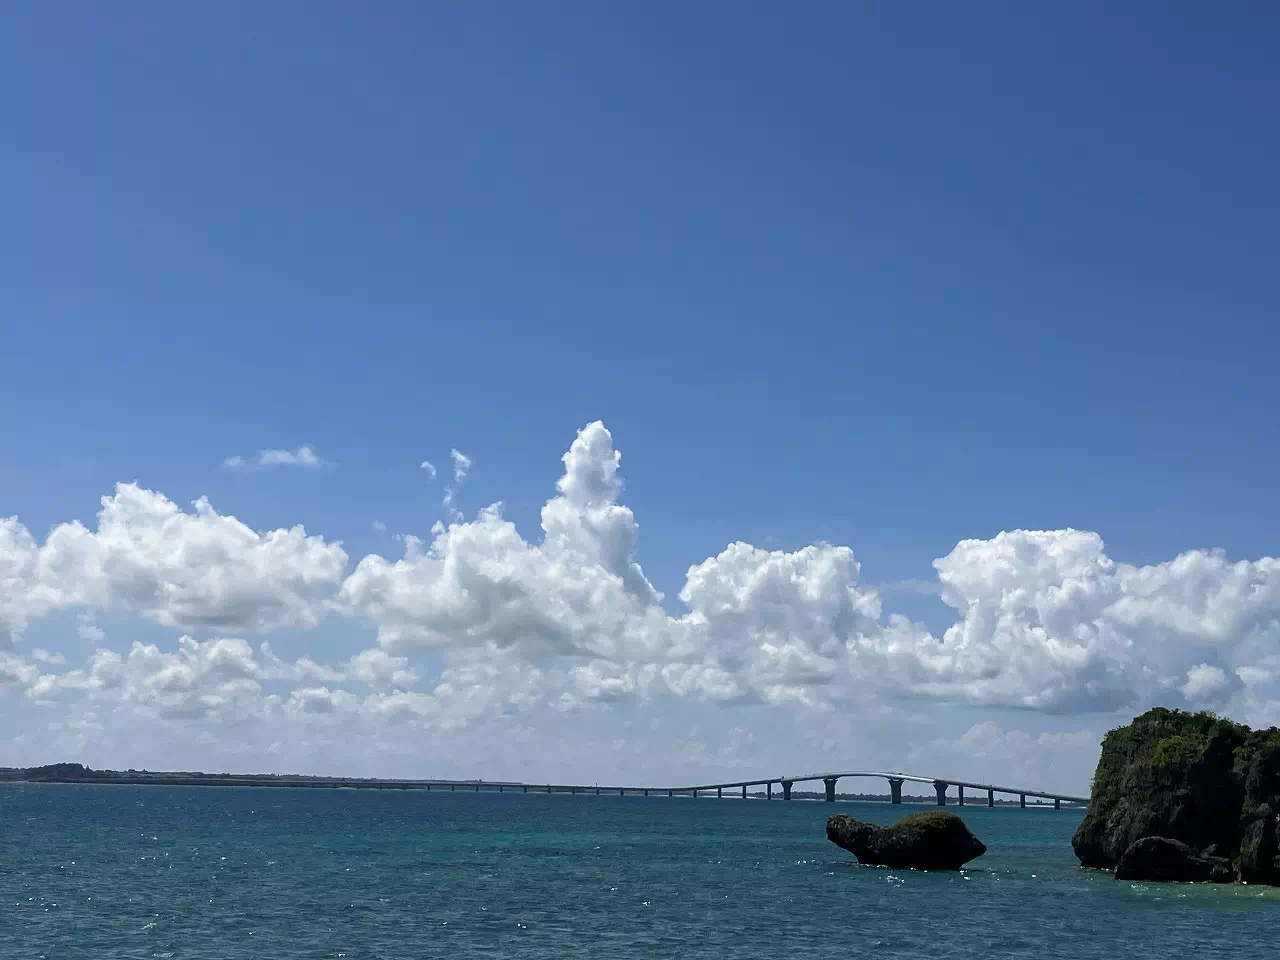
[1115,837,1234,883]
[827,811,986,870]
[1072,708,1280,885]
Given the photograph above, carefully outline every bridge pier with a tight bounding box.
[766,782,772,800]
[522,786,527,794]
[451,784,456,792]
[958,785,964,806]
[888,778,904,804]
[1020,794,1026,809]
[988,788,994,807]
[619,789,625,797]
[742,784,747,800]
[571,786,577,795]
[595,787,600,796]
[782,780,793,801]
[668,790,673,798]
[824,777,837,802]
[643,789,648,797]
[934,781,947,806]
[474,784,480,792]
[1055,798,1060,810]
[692,789,698,798]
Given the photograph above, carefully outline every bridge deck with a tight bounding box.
[52,770,1088,803]
[672,772,1086,803]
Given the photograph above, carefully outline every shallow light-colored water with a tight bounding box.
[3,784,1274,958]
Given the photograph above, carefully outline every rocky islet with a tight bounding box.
[826,810,987,870]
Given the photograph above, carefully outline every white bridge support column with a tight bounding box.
[934,781,947,806]
[888,778,904,804]
[782,780,793,801]
[824,777,838,802]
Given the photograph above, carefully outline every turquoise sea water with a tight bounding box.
[3,784,1274,959]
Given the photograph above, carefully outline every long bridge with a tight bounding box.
[45,770,1089,808]
[665,771,1089,808]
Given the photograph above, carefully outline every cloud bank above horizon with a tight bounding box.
[2,422,1277,789]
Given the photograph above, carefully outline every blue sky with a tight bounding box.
[2,4,1277,788]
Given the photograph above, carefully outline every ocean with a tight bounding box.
[3,784,1274,959]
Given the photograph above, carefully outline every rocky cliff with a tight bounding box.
[1072,707,1280,884]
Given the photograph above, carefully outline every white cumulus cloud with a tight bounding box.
[4,420,1279,784]
[1182,663,1229,700]
[335,423,1280,719]
[0,483,348,633]
[29,636,268,723]
[347,648,419,690]
[342,423,671,663]
[929,531,1280,712]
